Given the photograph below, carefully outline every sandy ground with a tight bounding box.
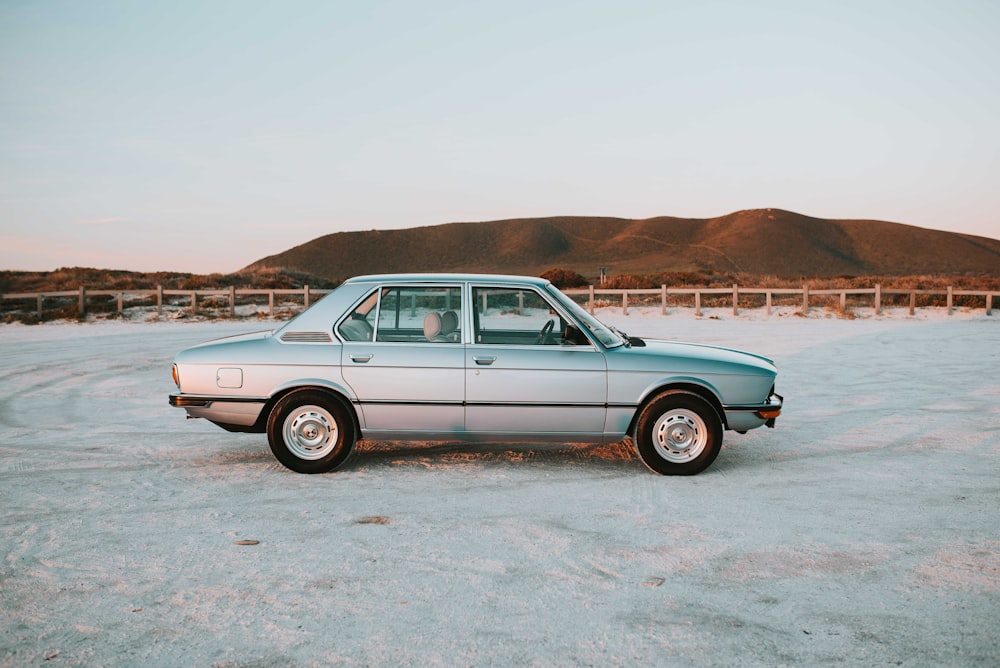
[1,308,998,666]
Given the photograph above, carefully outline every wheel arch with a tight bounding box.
[627,381,726,435]
[253,383,360,436]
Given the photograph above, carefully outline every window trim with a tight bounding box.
[368,283,465,344]
[470,283,598,349]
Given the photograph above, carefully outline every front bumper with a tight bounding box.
[754,392,783,427]
[723,391,783,431]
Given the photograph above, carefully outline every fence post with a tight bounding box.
[117,292,123,317]
[37,294,43,320]
[766,290,772,316]
[988,293,994,316]
[947,286,953,315]
[695,291,701,317]
[78,286,86,318]
[229,285,236,317]
[661,284,667,315]
[840,291,846,312]
[732,284,739,316]
[157,285,163,316]
[269,290,275,316]
[305,285,311,310]
[622,290,628,316]
[875,284,881,315]
[909,292,916,316]
[190,292,197,314]
[802,284,809,313]
[588,285,595,314]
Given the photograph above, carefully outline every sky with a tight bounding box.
[1,0,999,274]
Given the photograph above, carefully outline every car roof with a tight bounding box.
[344,273,551,288]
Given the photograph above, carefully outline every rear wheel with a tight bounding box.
[267,391,355,473]
[634,391,722,475]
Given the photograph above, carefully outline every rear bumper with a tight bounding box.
[169,393,267,427]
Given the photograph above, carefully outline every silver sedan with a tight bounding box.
[170,274,782,475]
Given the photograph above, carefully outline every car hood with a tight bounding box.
[612,338,777,374]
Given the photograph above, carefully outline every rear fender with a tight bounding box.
[254,380,360,434]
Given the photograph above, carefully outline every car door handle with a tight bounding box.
[472,356,496,366]
[350,354,373,363]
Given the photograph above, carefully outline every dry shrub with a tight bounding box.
[541,267,588,288]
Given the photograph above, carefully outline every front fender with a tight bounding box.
[617,377,727,435]
[635,375,724,409]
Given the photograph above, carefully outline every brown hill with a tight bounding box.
[244,209,1000,280]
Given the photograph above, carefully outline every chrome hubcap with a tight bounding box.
[284,406,338,460]
[652,409,707,462]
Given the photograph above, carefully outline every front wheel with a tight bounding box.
[267,391,356,473]
[634,391,722,475]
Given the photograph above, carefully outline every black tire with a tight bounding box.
[266,390,356,473]
[634,390,722,475]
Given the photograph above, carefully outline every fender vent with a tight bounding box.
[280,331,333,343]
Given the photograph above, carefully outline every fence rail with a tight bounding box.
[0,286,334,321]
[562,284,997,317]
[0,284,996,321]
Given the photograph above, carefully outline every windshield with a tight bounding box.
[545,284,625,349]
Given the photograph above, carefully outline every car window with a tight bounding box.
[336,289,382,341]
[545,284,625,348]
[472,286,582,346]
[373,286,462,343]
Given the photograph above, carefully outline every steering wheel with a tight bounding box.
[536,319,554,345]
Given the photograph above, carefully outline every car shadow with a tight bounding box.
[191,438,770,477]
[350,439,645,473]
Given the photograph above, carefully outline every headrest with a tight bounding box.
[423,311,442,339]
[440,310,458,335]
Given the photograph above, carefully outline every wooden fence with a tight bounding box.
[0,284,996,321]
[563,284,997,317]
[0,286,334,321]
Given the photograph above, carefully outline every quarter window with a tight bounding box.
[337,289,380,341]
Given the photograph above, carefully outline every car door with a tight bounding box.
[339,284,465,435]
[464,284,607,435]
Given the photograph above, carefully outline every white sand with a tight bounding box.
[1,307,998,666]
